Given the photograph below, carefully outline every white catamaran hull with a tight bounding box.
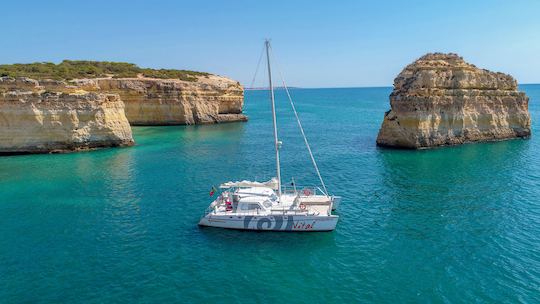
[198,41,340,232]
[199,214,338,232]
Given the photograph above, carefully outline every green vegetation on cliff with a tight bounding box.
[0,60,210,81]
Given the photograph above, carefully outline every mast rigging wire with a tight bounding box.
[267,44,329,196]
[249,43,266,89]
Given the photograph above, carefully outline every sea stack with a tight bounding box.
[376,53,531,149]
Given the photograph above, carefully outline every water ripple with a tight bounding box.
[1,86,540,303]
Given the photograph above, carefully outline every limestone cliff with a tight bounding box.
[0,61,247,126]
[72,75,246,125]
[0,61,246,154]
[0,77,134,154]
[376,53,531,149]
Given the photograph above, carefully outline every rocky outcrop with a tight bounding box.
[0,78,134,154]
[72,75,246,125]
[376,53,531,149]
[0,72,245,154]
[0,60,247,125]
[0,60,246,154]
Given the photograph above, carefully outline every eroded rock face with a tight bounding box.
[0,72,245,154]
[1,74,246,126]
[72,75,246,125]
[376,53,531,149]
[0,82,134,154]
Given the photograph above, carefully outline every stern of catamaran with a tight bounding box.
[331,196,341,210]
[281,185,341,211]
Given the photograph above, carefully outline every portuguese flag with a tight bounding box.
[209,186,217,196]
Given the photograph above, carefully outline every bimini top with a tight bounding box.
[220,178,278,190]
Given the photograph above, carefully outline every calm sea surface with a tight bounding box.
[1,86,539,303]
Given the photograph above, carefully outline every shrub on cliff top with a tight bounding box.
[0,60,210,81]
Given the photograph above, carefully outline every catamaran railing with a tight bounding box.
[216,186,327,197]
[203,201,324,217]
[205,208,321,216]
[281,185,328,197]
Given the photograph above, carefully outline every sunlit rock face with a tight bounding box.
[376,53,531,149]
[0,72,245,154]
[0,80,134,154]
[73,75,246,125]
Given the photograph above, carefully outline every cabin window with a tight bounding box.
[240,203,261,211]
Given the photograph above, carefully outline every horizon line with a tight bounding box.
[244,83,540,90]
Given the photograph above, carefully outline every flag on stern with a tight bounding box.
[209,186,217,196]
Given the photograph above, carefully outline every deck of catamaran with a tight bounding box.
[199,180,340,231]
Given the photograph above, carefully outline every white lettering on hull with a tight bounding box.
[201,215,337,231]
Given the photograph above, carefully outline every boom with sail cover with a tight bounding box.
[220,178,279,190]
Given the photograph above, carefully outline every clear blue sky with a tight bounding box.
[1,0,539,87]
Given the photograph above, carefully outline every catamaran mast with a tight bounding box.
[265,40,282,197]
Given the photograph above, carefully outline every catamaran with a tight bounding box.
[198,40,340,231]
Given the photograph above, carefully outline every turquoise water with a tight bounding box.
[1,85,539,303]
